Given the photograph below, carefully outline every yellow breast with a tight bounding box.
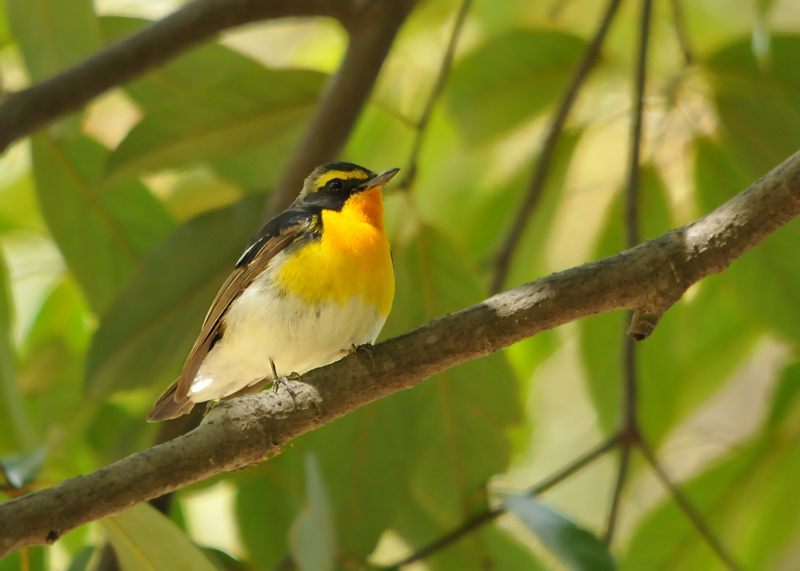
[273,188,394,316]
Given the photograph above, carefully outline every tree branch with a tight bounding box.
[0,0,373,153]
[266,0,416,213]
[489,0,623,294]
[1,148,799,557]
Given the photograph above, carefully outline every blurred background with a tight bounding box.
[1,0,800,569]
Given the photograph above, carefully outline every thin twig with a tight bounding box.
[398,0,472,190]
[387,436,620,568]
[639,439,742,571]
[605,0,652,543]
[0,0,349,152]
[489,0,623,294]
[604,440,631,543]
[669,0,694,65]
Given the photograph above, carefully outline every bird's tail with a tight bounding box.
[146,380,195,422]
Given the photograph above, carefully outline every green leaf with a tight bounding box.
[106,70,325,181]
[0,446,46,488]
[622,385,800,571]
[288,455,337,571]
[236,228,523,567]
[86,195,264,396]
[393,501,548,571]
[694,137,800,342]
[31,134,174,313]
[103,503,215,571]
[503,493,615,571]
[98,16,268,110]
[766,363,800,430]
[579,165,759,444]
[6,0,100,81]
[0,248,36,451]
[705,34,800,174]
[446,29,585,143]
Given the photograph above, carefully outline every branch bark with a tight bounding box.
[1,148,799,557]
[0,0,379,153]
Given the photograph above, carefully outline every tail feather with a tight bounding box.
[146,380,195,422]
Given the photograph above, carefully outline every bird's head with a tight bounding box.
[298,162,399,211]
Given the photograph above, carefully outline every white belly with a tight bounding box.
[188,280,386,403]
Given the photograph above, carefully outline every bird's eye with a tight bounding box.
[326,179,344,192]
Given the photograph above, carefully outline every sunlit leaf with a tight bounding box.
[503,493,615,571]
[623,372,800,570]
[99,16,268,110]
[103,503,215,571]
[31,134,174,313]
[106,70,325,181]
[446,29,585,143]
[0,249,36,452]
[86,195,264,396]
[288,455,337,571]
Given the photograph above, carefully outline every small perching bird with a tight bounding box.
[147,162,398,421]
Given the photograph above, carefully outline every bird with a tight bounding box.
[147,162,398,421]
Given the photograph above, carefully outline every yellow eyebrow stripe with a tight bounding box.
[315,169,370,188]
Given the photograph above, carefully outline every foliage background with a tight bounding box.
[1,0,800,569]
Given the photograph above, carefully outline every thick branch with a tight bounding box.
[267,0,416,213]
[0,0,354,152]
[1,149,799,556]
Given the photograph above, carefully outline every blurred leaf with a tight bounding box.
[580,166,759,443]
[0,170,41,235]
[393,501,548,571]
[0,446,46,488]
[103,503,216,571]
[446,29,585,143]
[5,0,100,81]
[503,493,615,571]
[0,546,46,571]
[31,134,174,313]
[288,455,337,571]
[695,137,800,342]
[0,249,36,451]
[705,34,800,175]
[236,228,523,567]
[0,3,9,48]
[99,16,268,110]
[623,374,800,570]
[766,363,800,430]
[107,70,325,180]
[86,195,264,396]
[65,547,95,571]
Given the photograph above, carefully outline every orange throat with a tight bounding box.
[274,187,394,315]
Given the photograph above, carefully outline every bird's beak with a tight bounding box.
[356,168,400,191]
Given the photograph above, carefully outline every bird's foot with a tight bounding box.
[350,342,377,370]
[269,358,300,398]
